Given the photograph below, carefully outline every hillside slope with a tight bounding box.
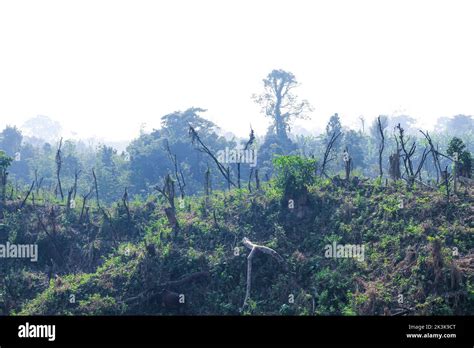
[2,174,472,316]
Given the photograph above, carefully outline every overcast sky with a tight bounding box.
[1,0,473,141]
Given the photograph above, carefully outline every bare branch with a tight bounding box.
[320,131,341,177]
[189,125,235,189]
[241,237,285,309]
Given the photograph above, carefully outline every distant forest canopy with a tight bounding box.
[0,69,473,203]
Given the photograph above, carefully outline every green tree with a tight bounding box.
[95,145,123,202]
[128,108,231,195]
[447,137,472,178]
[0,126,23,156]
[273,155,316,192]
[253,69,312,142]
[160,107,217,139]
[0,126,33,184]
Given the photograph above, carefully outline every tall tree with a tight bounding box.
[253,69,312,142]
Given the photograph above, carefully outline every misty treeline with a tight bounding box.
[0,69,473,205]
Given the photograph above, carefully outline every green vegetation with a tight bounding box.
[0,164,472,316]
[0,71,473,316]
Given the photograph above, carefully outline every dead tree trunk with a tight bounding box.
[73,169,81,200]
[321,131,341,177]
[92,168,100,209]
[441,166,450,204]
[66,187,74,213]
[55,138,64,201]
[248,168,253,192]
[396,124,430,188]
[377,116,385,180]
[389,135,402,181]
[164,140,186,199]
[122,187,131,222]
[204,166,211,196]
[241,237,285,309]
[419,130,442,184]
[237,127,255,191]
[237,162,241,189]
[79,188,93,223]
[343,147,352,181]
[389,153,401,181]
[225,166,231,191]
[155,174,179,238]
[453,152,458,194]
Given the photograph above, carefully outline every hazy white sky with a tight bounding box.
[1,0,473,141]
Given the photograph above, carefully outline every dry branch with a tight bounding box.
[189,124,235,189]
[241,237,285,309]
[19,181,35,209]
[321,131,342,177]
